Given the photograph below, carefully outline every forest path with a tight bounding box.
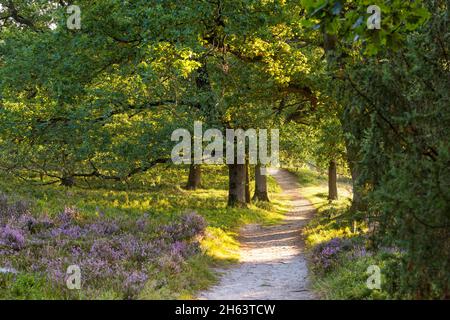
[198,168,316,300]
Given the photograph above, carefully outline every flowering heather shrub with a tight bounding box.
[136,213,150,232]
[0,225,26,250]
[0,193,8,212]
[88,220,120,236]
[123,270,148,298]
[348,245,370,259]
[171,240,201,258]
[19,214,54,235]
[50,224,86,239]
[310,235,378,276]
[160,211,207,242]
[310,238,344,273]
[0,201,207,299]
[0,193,30,219]
[12,200,31,217]
[310,237,372,274]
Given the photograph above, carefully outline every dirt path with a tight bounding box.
[198,168,316,300]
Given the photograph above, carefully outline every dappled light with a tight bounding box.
[0,0,447,303]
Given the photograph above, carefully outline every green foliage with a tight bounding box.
[301,0,430,56]
[312,252,393,300]
[327,0,450,298]
[0,273,63,300]
[0,0,322,184]
[0,0,447,300]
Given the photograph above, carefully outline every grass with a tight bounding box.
[0,165,288,300]
[311,253,391,300]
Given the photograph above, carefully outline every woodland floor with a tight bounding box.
[198,168,317,300]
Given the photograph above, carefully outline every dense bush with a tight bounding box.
[331,0,450,299]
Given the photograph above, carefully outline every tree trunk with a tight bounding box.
[253,164,270,202]
[245,161,251,204]
[186,164,201,190]
[349,160,367,212]
[228,164,247,207]
[60,175,75,187]
[328,160,338,200]
[343,137,367,213]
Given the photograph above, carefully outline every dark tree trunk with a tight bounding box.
[60,175,75,187]
[253,164,270,202]
[245,161,251,204]
[348,159,366,212]
[344,138,367,212]
[186,164,201,190]
[328,160,338,200]
[228,164,247,207]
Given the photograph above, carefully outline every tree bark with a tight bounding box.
[228,164,247,207]
[328,160,338,200]
[253,164,270,202]
[344,137,367,212]
[348,159,366,212]
[186,164,201,190]
[245,161,251,204]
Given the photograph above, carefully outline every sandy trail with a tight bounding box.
[198,168,316,300]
